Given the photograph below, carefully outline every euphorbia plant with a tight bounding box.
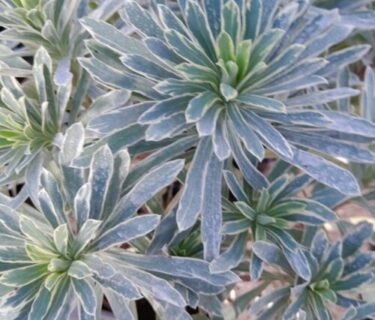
[0,125,238,319]
[81,0,375,262]
[250,225,375,320]
[213,171,336,280]
[0,0,374,319]
[0,47,71,201]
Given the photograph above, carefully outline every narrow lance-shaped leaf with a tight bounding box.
[109,159,184,227]
[283,147,361,196]
[177,138,212,231]
[72,278,97,316]
[201,152,223,261]
[88,145,113,220]
[93,214,160,251]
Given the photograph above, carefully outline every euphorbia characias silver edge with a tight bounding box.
[0,0,374,319]
[81,0,375,260]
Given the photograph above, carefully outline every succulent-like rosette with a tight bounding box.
[0,0,73,60]
[0,126,238,319]
[0,47,70,193]
[79,0,375,262]
[0,0,117,60]
[250,224,375,320]
[211,171,337,281]
[0,0,125,86]
[81,0,375,196]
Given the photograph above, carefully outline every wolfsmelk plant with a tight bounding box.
[0,0,122,66]
[81,0,375,262]
[313,0,375,30]
[0,0,374,319]
[0,47,70,199]
[215,171,337,280]
[0,124,238,319]
[0,0,124,119]
[250,226,375,320]
[0,0,82,61]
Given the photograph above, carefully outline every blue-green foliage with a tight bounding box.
[0,0,374,319]
[251,225,375,319]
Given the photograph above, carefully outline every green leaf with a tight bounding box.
[197,104,222,136]
[222,0,241,44]
[186,91,219,123]
[43,276,71,319]
[71,219,102,257]
[139,96,190,125]
[44,273,64,291]
[122,1,164,39]
[283,248,311,281]
[217,32,236,61]
[210,232,247,273]
[26,244,56,262]
[158,4,189,38]
[121,54,178,81]
[234,201,256,220]
[85,255,140,300]
[227,103,264,160]
[228,133,268,190]
[220,83,238,101]
[287,88,359,107]
[252,241,294,275]
[321,111,375,138]
[222,219,251,234]
[284,147,361,196]
[60,122,85,165]
[74,183,91,232]
[237,94,286,113]
[201,152,223,261]
[19,215,55,251]
[0,264,48,286]
[79,57,161,99]
[342,222,373,258]
[94,214,160,251]
[119,266,186,307]
[72,278,97,315]
[165,29,215,69]
[53,224,69,256]
[68,261,92,280]
[38,188,66,228]
[110,159,184,227]
[88,145,113,220]
[48,258,70,273]
[223,170,249,202]
[81,17,154,58]
[177,138,212,231]
[108,250,239,286]
[104,289,137,320]
[28,286,52,320]
[0,246,30,263]
[331,273,372,291]
[186,0,217,60]
[242,110,293,159]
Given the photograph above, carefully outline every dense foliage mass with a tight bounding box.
[0,0,374,319]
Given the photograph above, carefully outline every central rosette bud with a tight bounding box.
[216,33,252,102]
[178,30,252,105]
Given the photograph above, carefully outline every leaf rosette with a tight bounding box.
[81,0,375,199]
[0,126,238,319]
[0,47,70,194]
[211,171,337,281]
[250,224,375,320]
[79,1,375,254]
